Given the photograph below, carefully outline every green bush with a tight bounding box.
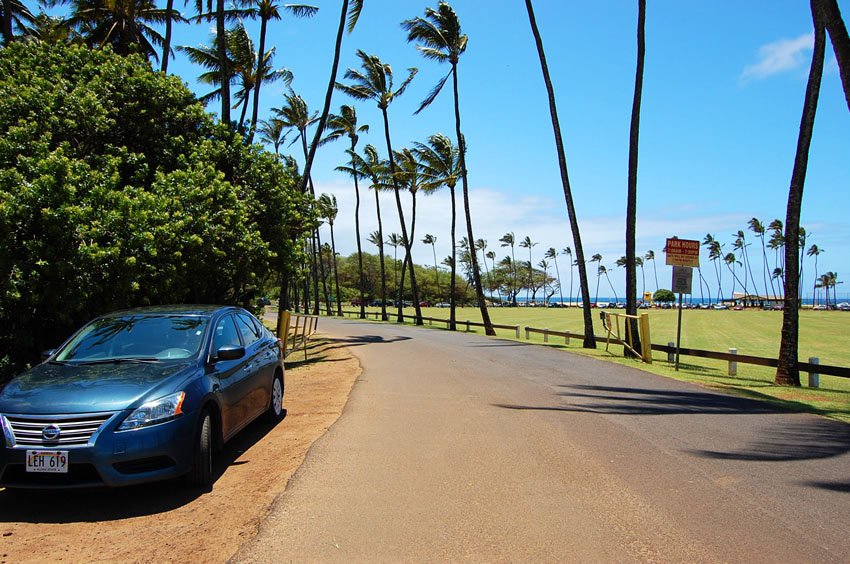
[0,42,311,380]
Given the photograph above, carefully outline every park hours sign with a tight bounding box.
[665,238,700,267]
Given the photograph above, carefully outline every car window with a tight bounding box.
[235,313,262,346]
[212,315,242,353]
[55,315,208,361]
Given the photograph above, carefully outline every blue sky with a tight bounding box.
[32,0,850,299]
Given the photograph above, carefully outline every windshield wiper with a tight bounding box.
[74,357,160,365]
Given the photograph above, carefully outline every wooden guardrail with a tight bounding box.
[337,309,849,385]
[276,311,319,361]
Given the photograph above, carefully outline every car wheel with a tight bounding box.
[262,374,285,423]
[186,409,213,489]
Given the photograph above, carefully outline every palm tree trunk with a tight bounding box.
[625,0,645,356]
[160,0,175,72]
[216,0,231,125]
[246,15,270,144]
[449,185,457,330]
[374,189,388,321]
[353,143,366,319]
[451,66,494,336]
[525,0,595,347]
[431,242,440,302]
[299,0,349,193]
[380,108,423,326]
[777,0,825,387]
[330,223,342,316]
[2,0,13,45]
[823,0,850,111]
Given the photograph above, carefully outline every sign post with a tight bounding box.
[666,238,700,372]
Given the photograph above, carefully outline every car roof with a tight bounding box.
[95,305,242,319]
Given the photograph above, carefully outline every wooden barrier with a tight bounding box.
[276,311,319,361]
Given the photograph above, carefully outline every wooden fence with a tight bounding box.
[338,309,849,384]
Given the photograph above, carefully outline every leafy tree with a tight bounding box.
[0,42,308,381]
[653,289,675,303]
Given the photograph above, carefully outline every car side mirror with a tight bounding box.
[41,349,57,361]
[215,345,245,362]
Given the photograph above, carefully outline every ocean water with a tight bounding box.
[506,295,850,306]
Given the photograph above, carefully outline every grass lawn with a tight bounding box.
[338,305,850,424]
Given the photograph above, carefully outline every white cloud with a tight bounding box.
[741,33,813,81]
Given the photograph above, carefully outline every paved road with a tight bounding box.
[237,318,850,562]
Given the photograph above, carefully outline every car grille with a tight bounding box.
[2,413,115,447]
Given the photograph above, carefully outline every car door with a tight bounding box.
[233,312,273,421]
[209,313,254,440]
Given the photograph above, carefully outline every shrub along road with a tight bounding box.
[237,317,850,562]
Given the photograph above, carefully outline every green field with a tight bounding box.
[339,305,850,423]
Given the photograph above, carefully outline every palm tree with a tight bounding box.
[299,0,363,193]
[518,236,537,303]
[257,118,287,155]
[476,239,493,302]
[601,264,618,303]
[563,247,574,306]
[590,254,603,303]
[545,248,563,305]
[336,50,423,325]
[392,147,426,321]
[325,105,369,318]
[723,252,745,298]
[768,219,786,288]
[538,259,551,305]
[423,234,440,301]
[645,249,658,291]
[387,232,403,301]
[749,218,775,299]
[69,0,180,61]
[414,133,460,328]
[367,229,388,320]
[2,0,34,45]
[732,230,755,301]
[486,250,502,303]
[499,232,517,306]
[244,2,317,142]
[318,193,342,316]
[523,0,595,347]
[403,2,495,336]
[352,145,389,321]
[777,0,827,387]
[807,244,824,305]
[636,256,645,298]
[623,0,646,355]
[274,89,329,313]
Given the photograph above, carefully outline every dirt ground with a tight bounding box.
[0,336,360,563]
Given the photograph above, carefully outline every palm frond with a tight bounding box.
[346,0,362,32]
[414,70,449,115]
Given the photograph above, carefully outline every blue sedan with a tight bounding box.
[0,305,285,489]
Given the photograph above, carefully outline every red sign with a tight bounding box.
[665,238,700,267]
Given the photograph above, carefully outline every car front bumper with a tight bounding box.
[0,410,198,489]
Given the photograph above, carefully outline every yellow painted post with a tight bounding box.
[277,311,292,357]
[639,313,652,364]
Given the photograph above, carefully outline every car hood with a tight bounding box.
[0,361,196,414]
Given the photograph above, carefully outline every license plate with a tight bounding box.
[26,450,69,473]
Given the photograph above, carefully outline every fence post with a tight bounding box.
[565,332,570,345]
[728,348,737,377]
[465,320,470,332]
[543,329,549,343]
[667,342,675,363]
[809,357,820,388]
[525,327,530,340]
[515,326,520,339]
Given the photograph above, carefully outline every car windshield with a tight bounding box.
[55,315,209,362]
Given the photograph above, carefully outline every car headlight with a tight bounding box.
[117,391,185,431]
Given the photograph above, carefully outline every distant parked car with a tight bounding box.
[0,305,285,489]
[838,303,850,311]
[257,296,271,306]
[435,303,450,308]
[713,304,729,310]
[419,301,431,308]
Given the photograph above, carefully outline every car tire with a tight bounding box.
[186,409,213,489]
[262,374,285,423]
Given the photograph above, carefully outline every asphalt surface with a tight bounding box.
[236,317,850,562]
